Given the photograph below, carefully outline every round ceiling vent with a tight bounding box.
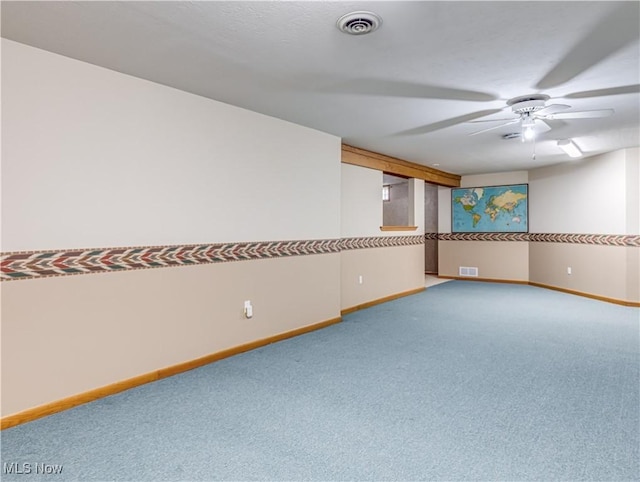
[337,11,382,35]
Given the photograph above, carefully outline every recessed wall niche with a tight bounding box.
[382,173,409,226]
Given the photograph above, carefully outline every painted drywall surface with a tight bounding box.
[340,245,424,311]
[1,39,342,415]
[341,164,384,238]
[527,150,638,301]
[342,164,425,237]
[626,148,640,302]
[625,147,639,235]
[425,183,438,273]
[438,186,452,233]
[529,243,629,302]
[408,178,425,232]
[438,241,529,281]
[2,254,340,415]
[340,164,425,307]
[627,246,640,302]
[437,171,529,280]
[461,171,529,189]
[2,39,341,251]
[528,151,626,234]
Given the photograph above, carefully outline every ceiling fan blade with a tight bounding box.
[535,119,552,134]
[467,117,518,124]
[564,84,640,99]
[323,78,498,102]
[395,109,504,136]
[534,104,571,116]
[535,3,640,89]
[543,109,614,120]
[469,119,520,136]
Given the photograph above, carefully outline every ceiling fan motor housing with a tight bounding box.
[507,94,550,113]
[511,99,547,114]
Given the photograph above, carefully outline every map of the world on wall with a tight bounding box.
[452,184,528,233]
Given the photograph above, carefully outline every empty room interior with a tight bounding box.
[1,1,639,481]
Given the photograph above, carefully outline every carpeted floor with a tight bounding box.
[2,281,639,481]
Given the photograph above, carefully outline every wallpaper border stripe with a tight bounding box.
[3,233,637,282]
[1,235,424,282]
[436,233,640,246]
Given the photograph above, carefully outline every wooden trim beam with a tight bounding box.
[1,317,342,430]
[380,226,418,231]
[341,144,461,187]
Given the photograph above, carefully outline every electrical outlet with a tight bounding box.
[243,300,253,318]
[567,267,572,275]
[358,275,363,285]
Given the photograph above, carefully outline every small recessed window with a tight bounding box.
[382,185,390,202]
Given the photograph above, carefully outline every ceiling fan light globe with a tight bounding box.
[523,127,535,141]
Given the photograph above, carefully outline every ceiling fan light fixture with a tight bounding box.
[523,127,535,141]
[557,139,582,158]
[521,115,536,141]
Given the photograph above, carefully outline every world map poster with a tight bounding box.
[452,184,528,233]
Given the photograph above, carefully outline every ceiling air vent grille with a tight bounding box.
[337,11,382,35]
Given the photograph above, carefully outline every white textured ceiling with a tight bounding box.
[2,1,639,175]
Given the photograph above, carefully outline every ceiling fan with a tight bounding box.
[466,94,614,140]
[319,2,639,144]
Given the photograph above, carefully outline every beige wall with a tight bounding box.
[341,245,424,310]
[627,246,640,302]
[437,171,529,281]
[2,39,341,249]
[1,40,343,416]
[2,255,340,415]
[436,154,639,304]
[340,164,426,310]
[341,164,384,238]
[529,151,626,234]
[528,150,638,302]
[1,41,427,417]
[529,243,630,301]
[439,241,529,281]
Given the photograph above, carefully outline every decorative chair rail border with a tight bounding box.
[2,233,637,281]
[1,235,424,282]
[437,233,640,246]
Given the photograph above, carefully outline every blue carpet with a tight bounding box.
[2,281,639,481]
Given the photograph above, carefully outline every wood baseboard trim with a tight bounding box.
[437,275,529,285]
[438,276,639,307]
[1,316,342,431]
[341,287,426,315]
[528,282,640,307]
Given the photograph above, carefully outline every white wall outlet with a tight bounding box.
[243,300,253,318]
[358,275,363,285]
[567,267,572,275]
